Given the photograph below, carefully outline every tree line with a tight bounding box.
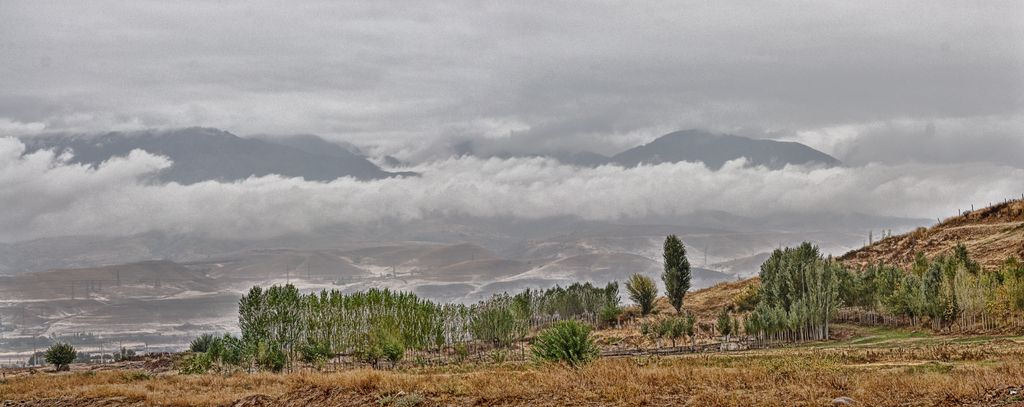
[739,243,1024,345]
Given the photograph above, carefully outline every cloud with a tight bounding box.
[0,1,1021,161]
[781,115,1024,168]
[2,137,1021,242]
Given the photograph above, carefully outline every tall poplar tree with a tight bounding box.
[662,235,691,312]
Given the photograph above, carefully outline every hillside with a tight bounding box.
[839,199,1024,271]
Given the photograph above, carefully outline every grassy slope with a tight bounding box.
[840,198,1024,271]
[674,198,1024,317]
[2,325,1022,406]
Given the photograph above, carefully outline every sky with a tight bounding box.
[0,1,1022,241]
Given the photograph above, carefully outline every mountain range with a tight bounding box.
[453,129,840,169]
[19,128,402,183]
[18,128,839,186]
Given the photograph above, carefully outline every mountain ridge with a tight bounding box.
[18,127,399,183]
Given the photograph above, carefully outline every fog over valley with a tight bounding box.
[0,0,1021,374]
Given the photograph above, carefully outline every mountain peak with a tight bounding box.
[610,129,840,169]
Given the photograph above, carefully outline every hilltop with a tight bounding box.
[839,198,1024,271]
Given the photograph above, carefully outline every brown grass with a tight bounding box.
[839,198,1024,271]
[4,332,1023,406]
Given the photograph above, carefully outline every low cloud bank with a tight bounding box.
[1,137,1021,242]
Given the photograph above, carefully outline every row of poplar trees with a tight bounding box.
[745,243,841,343]
[744,242,1024,344]
[235,281,621,369]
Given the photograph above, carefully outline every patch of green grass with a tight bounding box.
[842,327,932,347]
[904,361,954,374]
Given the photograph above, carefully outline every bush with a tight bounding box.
[733,284,761,312]
[218,334,245,366]
[256,341,286,372]
[178,352,212,375]
[598,303,622,328]
[626,274,657,316]
[300,339,333,369]
[380,336,405,367]
[531,320,599,367]
[355,338,385,367]
[44,342,77,371]
[190,333,216,353]
[453,343,469,363]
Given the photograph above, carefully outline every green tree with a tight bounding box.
[44,342,77,371]
[747,243,840,342]
[626,273,658,316]
[716,308,732,338]
[662,235,691,313]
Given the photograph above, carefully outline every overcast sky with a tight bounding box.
[0,1,1023,242]
[1,1,1022,163]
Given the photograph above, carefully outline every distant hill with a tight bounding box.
[20,128,397,183]
[0,260,215,301]
[708,252,772,278]
[446,129,838,169]
[839,199,1024,271]
[610,129,840,169]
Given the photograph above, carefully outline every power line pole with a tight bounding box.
[704,243,708,267]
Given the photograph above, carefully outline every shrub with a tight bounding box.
[380,336,405,367]
[178,352,212,375]
[355,338,385,367]
[531,320,599,367]
[598,303,622,328]
[626,274,657,316]
[218,334,245,366]
[453,343,469,363]
[300,339,333,369]
[717,308,733,337]
[190,333,216,353]
[44,343,77,372]
[256,341,286,372]
[733,284,761,312]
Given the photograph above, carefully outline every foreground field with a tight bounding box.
[2,325,1023,406]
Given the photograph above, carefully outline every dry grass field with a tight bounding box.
[2,325,1023,407]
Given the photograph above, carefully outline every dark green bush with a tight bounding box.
[44,342,77,371]
[189,333,216,353]
[531,320,599,367]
